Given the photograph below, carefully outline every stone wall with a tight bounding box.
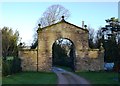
[19,20,104,72]
[19,49,37,71]
[37,21,89,71]
[76,49,104,71]
[19,48,104,72]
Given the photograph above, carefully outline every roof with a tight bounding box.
[37,18,89,32]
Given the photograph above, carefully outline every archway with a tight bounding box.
[52,38,76,71]
[19,17,104,72]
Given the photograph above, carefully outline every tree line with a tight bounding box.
[1,4,120,76]
[89,17,120,71]
[1,27,22,76]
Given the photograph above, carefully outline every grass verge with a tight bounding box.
[2,71,57,85]
[76,71,120,85]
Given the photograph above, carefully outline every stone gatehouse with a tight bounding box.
[19,17,104,72]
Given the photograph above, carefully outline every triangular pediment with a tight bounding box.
[37,19,88,32]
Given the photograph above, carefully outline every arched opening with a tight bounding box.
[52,38,76,71]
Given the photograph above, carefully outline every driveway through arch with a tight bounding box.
[52,38,76,71]
[52,67,91,85]
[19,17,104,72]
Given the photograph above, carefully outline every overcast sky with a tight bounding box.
[0,2,118,45]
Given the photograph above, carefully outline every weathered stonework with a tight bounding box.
[19,19,104,72]
[76,49,104,71]
[19,49,37,71]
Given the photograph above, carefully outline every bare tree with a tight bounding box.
[38,4,70,27]
[95,27,103,48]
[88,27,95,48]
[31,4,70,48]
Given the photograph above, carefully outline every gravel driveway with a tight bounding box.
[52,67,91,86]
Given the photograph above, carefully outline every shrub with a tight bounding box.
[2,57,22,76]
[2,60,11,76]
[11,57,22,73]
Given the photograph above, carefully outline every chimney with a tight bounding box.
[82,21,84,28]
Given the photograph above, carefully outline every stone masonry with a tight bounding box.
[19,17,104,72]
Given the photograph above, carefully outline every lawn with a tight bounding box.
[76,71,120,85]
[2,70,120,86]
[2,71,57,85]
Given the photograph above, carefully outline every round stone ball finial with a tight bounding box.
[38,24,41,28]
[62,16,64,19]
[84,25,87,29]
[61,16,65,22]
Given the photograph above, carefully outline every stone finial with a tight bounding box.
[37,23,42,32]
[62,16,64,19]
[38,24,41,28]
[61,16,65,21]
[99,42,104,51]
[84,25,87,29]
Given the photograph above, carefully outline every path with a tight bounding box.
[52,67,91,86]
